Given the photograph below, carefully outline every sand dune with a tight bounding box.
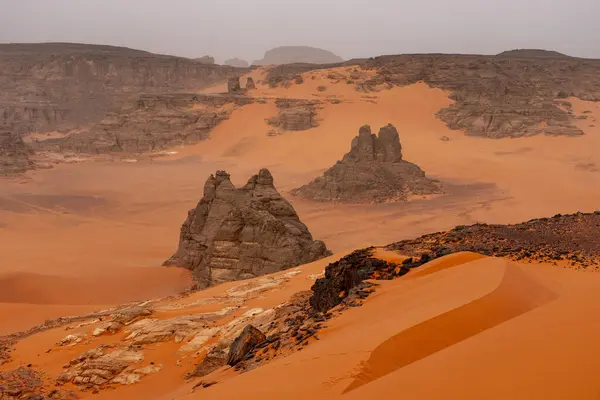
[1,66,600,399]
[168,254,600,400]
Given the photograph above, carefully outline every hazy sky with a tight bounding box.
[1,0,599,62]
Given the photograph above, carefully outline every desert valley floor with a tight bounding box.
[2,64,600,399]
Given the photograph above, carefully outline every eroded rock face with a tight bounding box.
[0,43,248,134]
[0,130,35,175]
[292,124,441,203]
[35,94,253,154]
[164,169,331,288]
[267,99,320,131]
[246,77,256,90]
[226,325,266,366]
[227,77,242,94]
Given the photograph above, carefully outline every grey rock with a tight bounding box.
[164,169,331,287]
[292,124,441,203]
[246,77,256,90]
[227,77,242,94]
[0,129,35,175]
[226,325,265,366]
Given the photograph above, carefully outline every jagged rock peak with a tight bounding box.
[347,124,402,163]
[164,169,331,288]
[292,124,441,203]
[246,77,256,90]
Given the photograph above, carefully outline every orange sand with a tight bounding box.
[1,67,600,398]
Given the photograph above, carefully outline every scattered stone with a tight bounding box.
[292,124,441,203]
[317,86,327,92]
[440,135,450,141]
[227,325,266,366]
[387,212,600,269]
[164,169,331,287]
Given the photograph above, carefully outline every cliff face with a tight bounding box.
[34,93,253,154]
[0,43,249,134]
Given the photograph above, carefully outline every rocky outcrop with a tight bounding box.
[224,58,249,68]
[227,77,243,94]
[0,129,35,175]
[164,169,331,288]
[195,56,215,64]
[226,325,266,366]
[253,46,344,66]
[387,211,600,268]
[292,124,441,203]
[267,99,320,131]
[187,347,228,378]
[34,93,253,154]
[246,77,256,90]
[363,54,600,138]
[0,43,249,134]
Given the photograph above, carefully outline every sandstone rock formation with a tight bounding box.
[224,58,249,68]
[35,94,252,154]
[0,43,249,134]
[0,129,35,175]
[267,99,320,131]
[227,77,242,93]
[362,54,600,138]
[246,77,256,90]
[227,325,266,366]
[293,124,441,203]
[253,46,344,66]
[164,169,331,287]
[195,55,215,64]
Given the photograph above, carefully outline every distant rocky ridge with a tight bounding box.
[0,129,35,175]
[164,169,331,288]
[253,46,344,66]
[496,49,571,58]
[0,43,249,135]
[265,53,600,138]
[293,124,440,203]
[363,54,600,138]
[194,55,215,64]
[224,58,249,68]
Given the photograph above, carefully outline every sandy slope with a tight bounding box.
[1,66,599,339]
[165,253,600,400]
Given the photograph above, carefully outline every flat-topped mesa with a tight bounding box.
[292,124,441,203]
[164,169,331,288]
